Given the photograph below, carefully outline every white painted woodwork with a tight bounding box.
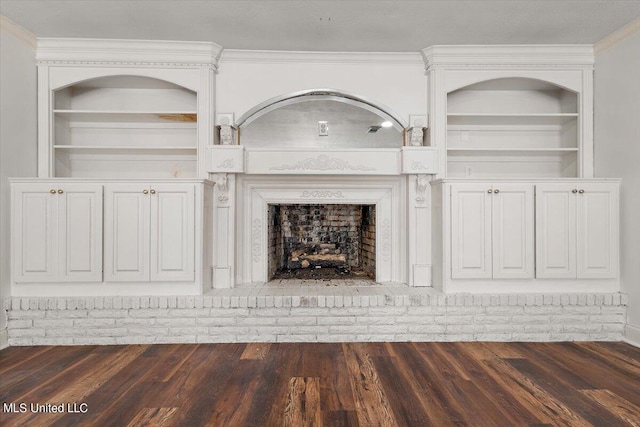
[150,184,195,281]
[536,182,618,279]
[104,184,150,282]
[105,183,196,283]
[432,179,619,293]
[450,184,492,279]
[491,184,534,279]
[576,183,619,278]
[12,182,102,283]
[57,184,103,281]
[422,45,594,180]
[450,183,534,279]
[36,39,220,179]
[536,183,577,278]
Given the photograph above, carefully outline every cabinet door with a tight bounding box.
[576,183,618,278]
[451,184,492,278]
[492,184,534,279]
[536,184,577,278]
[58,184,103,282]
[104,184,150,282]
[149,184,195,281]
[12,184,58,282]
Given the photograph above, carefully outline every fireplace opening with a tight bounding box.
[268,204,376,281]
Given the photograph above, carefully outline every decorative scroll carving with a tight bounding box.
[252,218,262,263]
[219,125,234,145]
[214,173,229,203]
[411,161,429,171]
[300,190,345,199]
[408,128,424,146]
[269,154,375,172]
[381,219,391,262]
[416,175,429,204]
[216,158,235,169]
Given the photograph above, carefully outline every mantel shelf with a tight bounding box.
[447,148,579,152]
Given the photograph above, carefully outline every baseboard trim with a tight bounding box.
[623,323,640,348]
[0,328,8,350]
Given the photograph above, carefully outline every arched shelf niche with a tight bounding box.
[52,75,198,178]
[445,77,579,178]
[238,89,406,149]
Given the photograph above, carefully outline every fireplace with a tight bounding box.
[268,204,376,280]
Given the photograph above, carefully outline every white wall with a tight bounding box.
[216,50,427,125]
[594,18,640,345]
[0,16,38,340]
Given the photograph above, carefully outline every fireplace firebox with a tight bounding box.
[268,204,375,280]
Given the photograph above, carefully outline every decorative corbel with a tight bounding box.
[216,113,237,145]
[416,174,429,204]
[214,173,229,203]
[407,115,428,146]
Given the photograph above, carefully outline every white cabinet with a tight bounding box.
[104,183,195,282]
[536,183,619,279]
[451,183,534,279]
[12,182,103,283]
[422,46,594,179]
[37,39,222,179]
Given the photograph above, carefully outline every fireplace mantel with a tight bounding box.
[206,146,438,175]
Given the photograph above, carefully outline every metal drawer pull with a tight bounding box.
[579,189,584,194]
[143,189,149,194]
[150,189,156,194]
[494,189,500,194]
[57,189,63,194]
[50,189,56,194]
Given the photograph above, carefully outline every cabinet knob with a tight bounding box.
[143,189,149,194]
[57,189,63,194]
[494,189,500,194]
[487,189,493,193]
[572,189,578,193]
[579,189,585,194]
[150,189,156,194]
[50,189,56,194]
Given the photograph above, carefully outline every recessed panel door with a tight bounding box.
[536,184,576,278]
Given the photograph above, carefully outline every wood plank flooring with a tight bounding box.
[1,342,639,426]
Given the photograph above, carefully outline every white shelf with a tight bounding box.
[54,145,196,155]
[54,110,197,124]
[447,148,578,152]
[447,114,578,126]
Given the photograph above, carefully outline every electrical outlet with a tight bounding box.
[465,166,472,177]
[318,121,329,136]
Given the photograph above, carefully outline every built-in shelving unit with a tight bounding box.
[52,75,199,178]
[445,77,580,178]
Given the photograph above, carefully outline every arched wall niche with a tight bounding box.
[237,89,407,149]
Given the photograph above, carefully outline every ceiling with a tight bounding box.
[1,1,639,52]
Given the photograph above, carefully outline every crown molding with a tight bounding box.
[220,49,423,66]
[36,38,223,68]
[595,17,640,53]
[421,45,594,71]
[0,14,37,49]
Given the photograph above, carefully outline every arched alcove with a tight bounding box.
[238,90,405,149]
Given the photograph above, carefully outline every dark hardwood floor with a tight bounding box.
[1,341,639,426]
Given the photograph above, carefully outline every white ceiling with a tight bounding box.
[1,1,640,52]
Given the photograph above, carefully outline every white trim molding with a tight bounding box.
[221,49,422,65]
[624,322,640,348]
[0,14,37,49]
[0,328,8,350]
[36,38,223,69]
[595,17,640,53]
[422,45,594,71]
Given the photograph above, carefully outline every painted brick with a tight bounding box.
[33,319,74,328]
[156,318,196,326]
[277,334,318,342]
[128,327,169,336]
[329,325,368,334]
[9,310,45,319]
[116,318,157,326]
[358,316,398,325]
[277,317,317,326]
[288,326,330,335]
[74,318,116,327]
[485,306,524,315]
[168,327,210,335]
[317,316,356,326]
[74,337,118,345]
[89,309,128,318]
[368,325,408,334]
[10,328,45,337]
[408,324,446,334]
[196,317,237,326]
[7,319,32,328]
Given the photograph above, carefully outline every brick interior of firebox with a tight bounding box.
[268,204,375,280]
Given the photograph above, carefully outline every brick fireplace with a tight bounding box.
[267,204,376,280]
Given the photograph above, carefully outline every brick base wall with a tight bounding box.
[4,292,627,345]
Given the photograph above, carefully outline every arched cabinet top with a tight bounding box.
[237,89,406,149]
[445,71,584,94]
